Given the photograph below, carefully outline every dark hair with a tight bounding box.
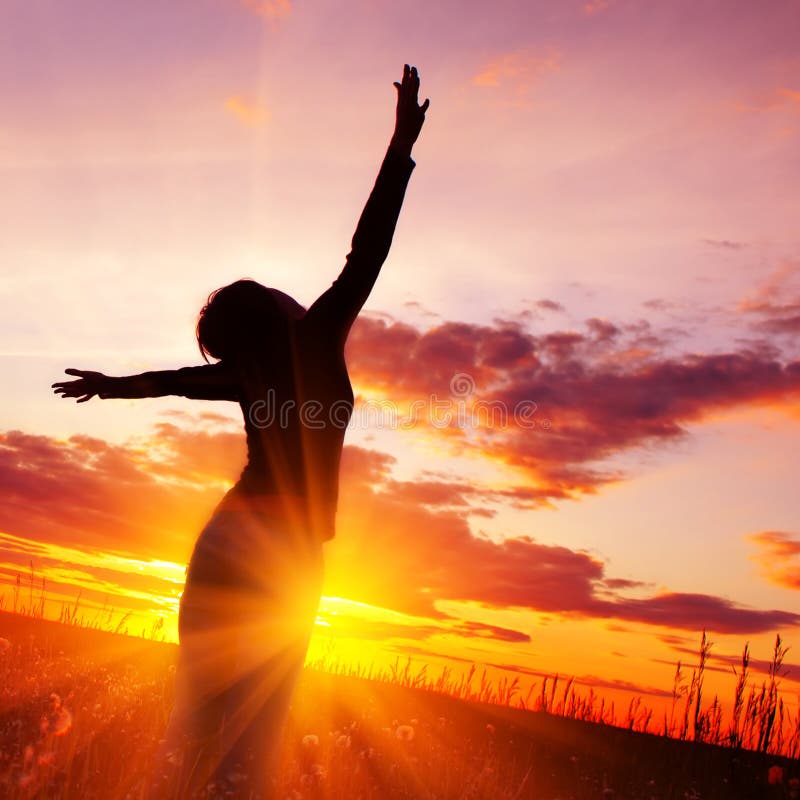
[196,279,303,363]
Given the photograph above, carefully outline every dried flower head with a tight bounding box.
[395,724,415,742]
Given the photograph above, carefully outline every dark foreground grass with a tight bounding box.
[0,612,797,799]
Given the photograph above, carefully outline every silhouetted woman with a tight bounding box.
[52,64,428,799]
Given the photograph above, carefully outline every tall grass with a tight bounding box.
[3,568,800,758]
[2,566,166,640]
[307,631,800,759]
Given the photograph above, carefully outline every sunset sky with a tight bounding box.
[2,0,800,716]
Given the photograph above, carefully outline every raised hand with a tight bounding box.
[391,64,429,156]
[52,369,114,403]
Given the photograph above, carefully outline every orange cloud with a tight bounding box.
[2,419,797,636]
[239,0,291,20]
[0,419,243,562]
[472,47,561,107]
[322,446,800,635]
[748,531,800,590]
[224,95,270,126]
[734,87,800,115]
[315,597,530,645]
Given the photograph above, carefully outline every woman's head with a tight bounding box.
[196,279,306,362]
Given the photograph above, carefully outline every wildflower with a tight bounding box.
[0,638,10,654]
[300,763,326,787]
[302,734,319,748]
[395,725,415,742]
[336,734,351,748]
[52,707,73,736]
[768,765,784,785]
[486,723,496,735]
[41,693,72,736]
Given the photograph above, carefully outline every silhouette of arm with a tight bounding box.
[304,146,416,344]
[305,64,428,346]
[52,364,239,402]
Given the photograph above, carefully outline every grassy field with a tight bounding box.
[0,611,798,799]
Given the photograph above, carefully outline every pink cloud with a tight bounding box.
[737,260,800,335]
[583,0,614,15]
[347,314,800,503]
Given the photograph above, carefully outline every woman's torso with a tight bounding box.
[226,318,355,542]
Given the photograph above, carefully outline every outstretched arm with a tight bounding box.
[52,364,239,403]
[305,64,429,346]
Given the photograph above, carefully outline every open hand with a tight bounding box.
[391,64,429,154]
[52,369,112,403]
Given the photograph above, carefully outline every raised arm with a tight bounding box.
[51,363,239,403]
[305,64,429,345]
